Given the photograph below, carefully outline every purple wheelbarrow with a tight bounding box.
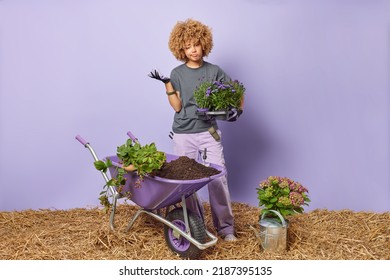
[76,131,226,259]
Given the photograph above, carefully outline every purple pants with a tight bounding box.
[173,129,235,237]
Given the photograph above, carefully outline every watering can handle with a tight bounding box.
[261,210,287,227]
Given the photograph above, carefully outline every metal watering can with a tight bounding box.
[259,210,288,252]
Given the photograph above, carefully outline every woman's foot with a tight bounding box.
[224,234,237,242]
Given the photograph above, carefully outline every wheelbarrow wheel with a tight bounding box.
[164,207,207,259]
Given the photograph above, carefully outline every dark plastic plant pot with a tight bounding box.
[196,108,241,121]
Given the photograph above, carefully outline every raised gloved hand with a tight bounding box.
[148,69,170,84]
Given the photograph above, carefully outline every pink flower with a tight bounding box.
[289,192,304,207]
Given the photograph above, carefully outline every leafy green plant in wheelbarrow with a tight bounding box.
[94,138,166,210]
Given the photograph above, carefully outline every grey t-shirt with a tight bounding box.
[170,61,230,134]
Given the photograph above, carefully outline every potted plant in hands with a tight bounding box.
[194,79,245,121]
[147,69,245,121]
[256,176,310,251]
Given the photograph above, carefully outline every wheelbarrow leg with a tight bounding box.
[125,208,144,231]
[109,192,121,231]
[181,194,191,236]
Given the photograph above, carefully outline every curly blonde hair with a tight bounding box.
[168,19,213,62]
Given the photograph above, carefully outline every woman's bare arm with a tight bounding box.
[148,70,182,112]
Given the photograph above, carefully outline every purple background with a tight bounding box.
[0,0,389,212]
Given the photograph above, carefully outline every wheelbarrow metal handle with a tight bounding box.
[75,135,89,146]
[127,131,139,143]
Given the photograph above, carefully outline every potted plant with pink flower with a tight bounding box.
[256,176,310,251]
[257,176,310,218]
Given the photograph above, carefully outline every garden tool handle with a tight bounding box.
[261,210,287,227]
[208,126,220,141]
[75,135,89,147]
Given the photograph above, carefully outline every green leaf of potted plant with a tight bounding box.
[116,139,166,180]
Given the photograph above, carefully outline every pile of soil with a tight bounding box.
[151,156,221,180]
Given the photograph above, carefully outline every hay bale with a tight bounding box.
[0,203,388,260]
